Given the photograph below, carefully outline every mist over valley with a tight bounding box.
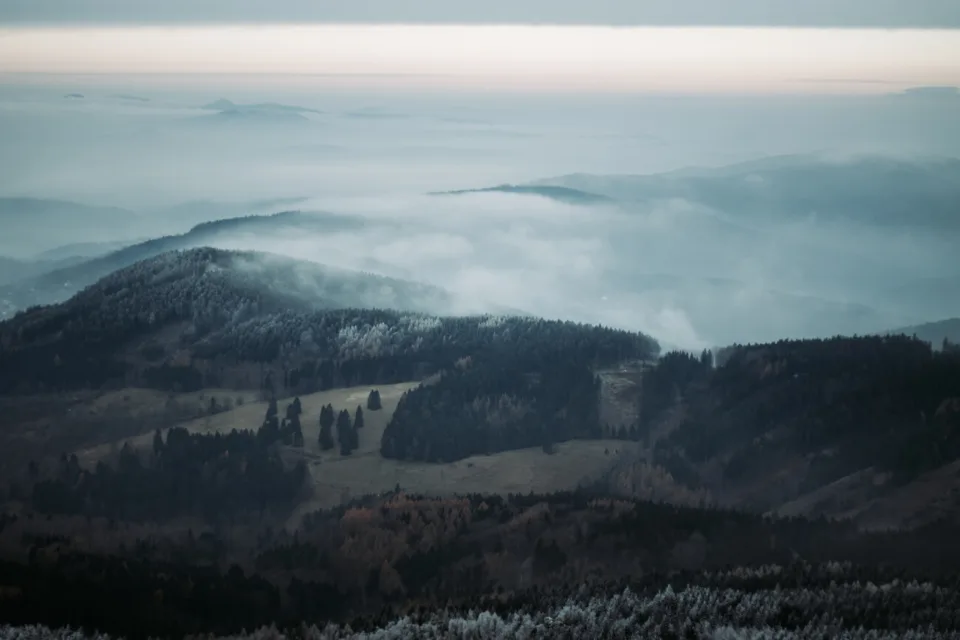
[1,66,960,639]
[3,83,959,348]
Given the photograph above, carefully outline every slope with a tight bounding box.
[885,318,960,349]
[431,184,614,205]
[0,210,365,316]
[0,247,459,394]
[0,248,658,399]
[0,255,85,287]
[625,336,960,528]
[72,381,634,520]
[0,197,144,258]
[529,154,960,231]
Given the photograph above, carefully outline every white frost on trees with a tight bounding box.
[6,563,959,640]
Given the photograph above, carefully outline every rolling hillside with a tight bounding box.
[72,381,637,524]
[431,184,614,205]
[0,247,657,397]
[0,198,144,258]
[528,154,960,231]
[623,337,960,529]
[0,248,460,391]
[886,317,960,349]
[0,210,365,316]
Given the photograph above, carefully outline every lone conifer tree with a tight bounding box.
[355,405,365,429]
[367,389,382,411]
[337,409,355,455]
[318,405,335,450]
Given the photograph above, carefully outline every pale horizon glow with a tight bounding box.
[1,24,959,93]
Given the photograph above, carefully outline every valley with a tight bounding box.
[1,69,960,638]
[0,238,957,640]
[7,323,958,533]
[47,378,655,521]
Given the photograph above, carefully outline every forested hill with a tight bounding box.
[529,155,960,231]
[887,317,960,350]
[0,210,365,315]
[0,248,659,395]
[0,247,444,392]
[431,184,614,205]
[2,246,454,332]
[631,335,960,526]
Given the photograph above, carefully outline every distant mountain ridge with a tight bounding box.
[627,335,960,530]
[431,184,614,205]
[197,98,322,125]
[0,198,144,258]
[33,239,149,262]
[0,247,461,393]
[0,254,89,289]
[526,154,960,230]
[886,318,960,349]
[0,247,631,397]
[202,110,309,125]
[0,210,365,316]
[201,98,323,115]
[147,197,311,230]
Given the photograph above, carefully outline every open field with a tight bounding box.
[0,387,263,477]
[73,380,640,527]
[288,438,640,527]
[74,382,419,466]
[83,387,263,425]
[774,459,960,531]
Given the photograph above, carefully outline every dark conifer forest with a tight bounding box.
[381,355,604,461]
[0,249,658,396]
[4,28,960,636]
[0,249,959,639]
[2,491,959,639]
[632,335,960,503]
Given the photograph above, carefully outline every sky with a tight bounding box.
[1,1,959,93]
[2,0,960,28]
[2,25,959,93]
[1,0,959,347]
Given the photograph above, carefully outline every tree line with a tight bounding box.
[3,488,960,639]
[29,416,308,522]
[380,354,603,462]
[24,388,388,520]
[0,257,658,394]
[634,335,960,497]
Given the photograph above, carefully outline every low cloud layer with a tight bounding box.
[181,187,960,351]
[1,85,958,351]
